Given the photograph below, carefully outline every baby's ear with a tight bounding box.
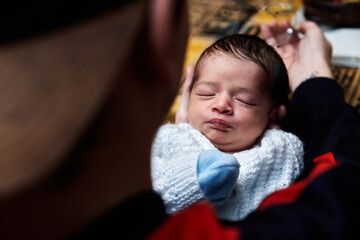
[268,105,286,130]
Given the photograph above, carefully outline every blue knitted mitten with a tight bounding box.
[197,149,240,205]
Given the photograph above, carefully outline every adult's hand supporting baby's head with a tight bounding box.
[175,65,194,123]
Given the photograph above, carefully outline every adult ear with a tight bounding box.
[268,105,287,130]
[149,0,173,56]
[147,0,189,88]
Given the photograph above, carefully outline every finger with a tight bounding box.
[260,22,273,39]
[261,21,292,49]
[175,65,194,123]
[299,19,318,33]
[280,20,292,29]
[260,20,279,48]
[181,65,194,103]
[184,65,194,91]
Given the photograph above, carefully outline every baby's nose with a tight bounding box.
[211,94,233,114]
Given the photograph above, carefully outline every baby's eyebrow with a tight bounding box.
[232,86,261,97]
[194,81,217,87]
[194,81,262,97]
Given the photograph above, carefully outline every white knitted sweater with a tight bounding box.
[151,123,304,221]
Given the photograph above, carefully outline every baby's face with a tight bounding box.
[188,54,275,153]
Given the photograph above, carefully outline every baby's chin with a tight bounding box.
[209,139,253,154]
[202,129,257,153]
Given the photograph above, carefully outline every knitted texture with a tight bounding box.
[151,123,304,221]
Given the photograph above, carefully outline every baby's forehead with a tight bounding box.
[200,53,266,77]
[200,52,260,70]
[195,53,270,90]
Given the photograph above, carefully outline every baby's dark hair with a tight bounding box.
[190,34,289,107]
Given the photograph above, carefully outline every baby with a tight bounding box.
[151,34,304,221]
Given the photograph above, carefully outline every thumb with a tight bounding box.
[175,65,194,123]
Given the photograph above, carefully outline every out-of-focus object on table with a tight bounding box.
[324,28,360,67]
[303,0,360,27]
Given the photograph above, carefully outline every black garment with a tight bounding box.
[284,77,360,177]
[69,192,167,240]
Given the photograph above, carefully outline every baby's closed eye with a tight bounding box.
[234,97,257,106]
[195,89,217,97]
[234,94,258,106]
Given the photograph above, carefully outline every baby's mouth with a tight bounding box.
[208,118,231,130]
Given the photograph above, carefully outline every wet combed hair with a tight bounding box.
[190,34,289,107]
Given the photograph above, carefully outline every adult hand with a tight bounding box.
[175,65,194,123]
[260,20,333,91]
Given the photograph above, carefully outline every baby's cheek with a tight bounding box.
[236,115,268,137]
[188,106,205,128]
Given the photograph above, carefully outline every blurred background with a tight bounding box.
[167,0,360,121]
